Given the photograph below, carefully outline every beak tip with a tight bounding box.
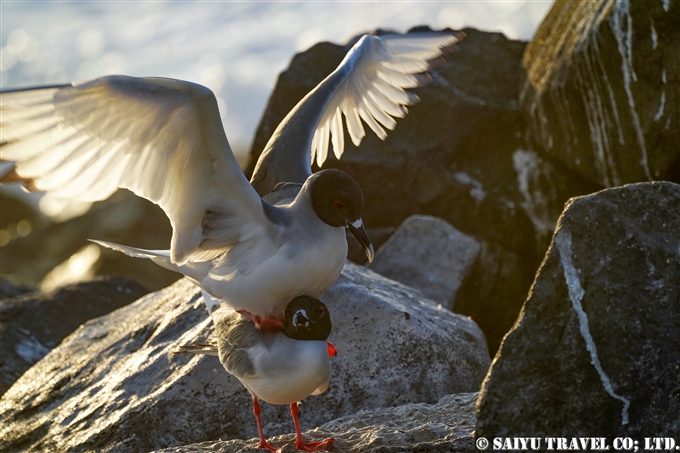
[365,244,375,263]
[347,218,374,263]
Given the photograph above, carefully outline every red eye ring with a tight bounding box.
[333,200,346,209]
[285,310,291,317]
[316,307,325,316]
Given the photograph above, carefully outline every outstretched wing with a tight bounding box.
[250,31,461,195]
[0,75,269,264]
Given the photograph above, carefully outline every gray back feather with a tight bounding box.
[214,312,261,378]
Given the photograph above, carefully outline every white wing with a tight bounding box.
[0,76,270,264]
[311,32,461,167]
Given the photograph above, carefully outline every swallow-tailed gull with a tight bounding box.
[177,296,336,451]
[0,31,461,328]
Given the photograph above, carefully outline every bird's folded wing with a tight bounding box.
[311,32,460,167]
[0,75,270,264]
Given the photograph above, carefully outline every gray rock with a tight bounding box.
[521,0,680,186]
[152,393,478,453]
[0,263,489,453]
[346,226,394,265]
[369,215,480,310]
[454,240,528,355]
[0,277,148,396]
[477,182,680,438]
[0,278,34,300]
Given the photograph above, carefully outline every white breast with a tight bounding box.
[202,221,347,318]
[240,337,331,405]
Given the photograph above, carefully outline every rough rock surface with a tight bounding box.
[346,227,394,265]
[0,278,34,300]
[152,393,478,453]
[0,263,489,453]
[454,240,528,355]
[477,182,680,438]
[245,27,601,356]
[0,277,148,396]
[521,0,680,186]
[369,215,480,310]
[0,190,179,292]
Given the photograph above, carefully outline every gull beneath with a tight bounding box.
[176,296,336,452]
[0,31,461,327]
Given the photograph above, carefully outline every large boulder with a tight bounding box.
[0,278,34,300]
[152,393,478,453]
[476,182,680,438]
[0,277,148,396]
[365,214,534,354]
[521,0,680,186]
[368,215,480,310]
[0,263,489,453]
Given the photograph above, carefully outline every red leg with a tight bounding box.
[290,402,334,452]
[237,310,285,333]
[253,397,277,451]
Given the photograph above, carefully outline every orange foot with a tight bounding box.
[256,440,277,451]
[294,437,335,452]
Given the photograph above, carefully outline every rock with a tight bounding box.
[245,27,601,356]
[151,393,478,453]
[346,226,394,265]
[0,189,180,292]
[454,240,530,355]
[0,277,148,396]
[363,214,533,355]
[521,0,680,186]
[0,278,35,300]
[476,182,680,438]
[368,215,480,309]
[0,263,489,453]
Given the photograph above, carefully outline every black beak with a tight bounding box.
[346,218,374,263]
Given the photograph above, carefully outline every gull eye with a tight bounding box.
[285,309,291,318]
[333,200,346,209]
[316,307,325,316]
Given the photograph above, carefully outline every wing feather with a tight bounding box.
[309,31,461,166]
[0,75,275,264]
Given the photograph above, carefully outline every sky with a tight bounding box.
[1,1,554,157]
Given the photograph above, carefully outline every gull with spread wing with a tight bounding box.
[0,31,461,328]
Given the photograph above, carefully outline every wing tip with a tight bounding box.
[439,30,466,56]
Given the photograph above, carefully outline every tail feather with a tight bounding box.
[91,239,218,311]
[89,239,171,259]
[89,239,181,274]
[174,342,219,356]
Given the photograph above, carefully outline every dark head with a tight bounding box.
[309,169,374,262]
[283,296,332,341]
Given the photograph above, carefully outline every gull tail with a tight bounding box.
[89,239,175,268]
[90,239,169,260]
[173,342,219,356]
